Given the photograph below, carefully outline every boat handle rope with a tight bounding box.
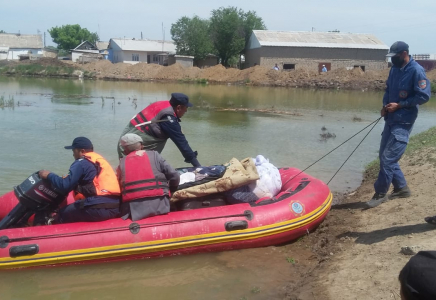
[283,116,383,187]
[1,211,253,245]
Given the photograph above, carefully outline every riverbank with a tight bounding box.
[282,126,436,299]
[1,58,436,92]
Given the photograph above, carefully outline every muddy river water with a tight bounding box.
[0,77,435,299]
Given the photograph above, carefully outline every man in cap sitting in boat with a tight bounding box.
[398,251,436,299]
[117,133,180,221]
[117,93,201,168]
[38,137,121,223]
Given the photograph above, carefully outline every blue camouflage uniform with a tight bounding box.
[374,58,431,194]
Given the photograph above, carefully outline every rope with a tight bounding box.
[5,212,250,244]
[283,116,383,187]
[327,116,382,184]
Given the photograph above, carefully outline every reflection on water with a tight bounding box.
[0,77,435,299]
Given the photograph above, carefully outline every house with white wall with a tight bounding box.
[108,38,176,64]
[71,41,99,62]
[0,33,43,60]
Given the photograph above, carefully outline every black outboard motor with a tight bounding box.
[0,172,67,230]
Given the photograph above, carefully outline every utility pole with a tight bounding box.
[44,32,46,47]
[162,22,165,52]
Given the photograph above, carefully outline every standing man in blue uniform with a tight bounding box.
[366,41,431,208]
[117,93,201,167]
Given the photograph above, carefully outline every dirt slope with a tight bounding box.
[285,130,436,300]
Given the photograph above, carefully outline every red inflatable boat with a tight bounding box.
[0,168,332,269]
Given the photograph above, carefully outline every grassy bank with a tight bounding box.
[364,126,436,180]
[0,63,78,77]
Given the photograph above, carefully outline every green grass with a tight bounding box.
[431,81,436,94]
[0,64,75,76]
[364,126,436,180]
[286,257,296,264]
[0,95,15,109]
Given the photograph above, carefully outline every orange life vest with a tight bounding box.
[118,150,169,202]
[74,152,121,200]
[129,101,175,138]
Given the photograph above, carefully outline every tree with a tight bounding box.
[0,30,6,33]
[209,7,266,67]
[171,16,215,63]
[48,24,99,51]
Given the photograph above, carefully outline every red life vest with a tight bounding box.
[129,101,175,138]
[118,150,169,202]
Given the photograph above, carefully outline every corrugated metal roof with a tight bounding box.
[110,38,176,52]
[0,34,43,48]
[96,41,109,50]
[251,30,389,50]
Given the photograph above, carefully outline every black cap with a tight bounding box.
[399,251,436,300]
[386,41,409,57]
[64,137,94,150]
[169,93,192,107]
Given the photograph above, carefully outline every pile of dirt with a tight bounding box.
[5,58,436,92]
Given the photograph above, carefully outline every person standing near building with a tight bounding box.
[321,65,327,72]
[273,63,279,71]
[117,93,201,167]
[365,41,431,208]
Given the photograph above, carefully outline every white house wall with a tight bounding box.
[7,48,42,60]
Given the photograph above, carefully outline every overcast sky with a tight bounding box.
[2,0,436,53]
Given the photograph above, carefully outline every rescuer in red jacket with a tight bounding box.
[117,133,180,221]
[117,93,201,167]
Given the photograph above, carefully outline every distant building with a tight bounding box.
[243,30,389,71]
[413,54,436,60]
[96,41,109,59]
[0,33,43,60]
[167,55,194,68]
[195,54,219,68]
[71,41,99,63]
[108,38,176,65]
[413,54,436,71]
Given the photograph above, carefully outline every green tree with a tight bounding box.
[0,30,6,33]
[171,16,215,63]
[48,24,99,51]
[209,7,266,67]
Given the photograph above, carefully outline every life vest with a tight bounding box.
[129,101,176,139]
[118,150,169,202]
[74,152,121,200]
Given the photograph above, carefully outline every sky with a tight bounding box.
[1,0,436,54]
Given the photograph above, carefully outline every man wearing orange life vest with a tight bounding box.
[117,93,201,167]
[38,137,121,223]
[117,133,180,221]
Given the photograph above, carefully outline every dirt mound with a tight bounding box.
[155,63,188,80]
[129,63,163,79]
[31,57,69,68]
[427,69,436,81]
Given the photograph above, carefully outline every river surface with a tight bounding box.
[0,77,435,299]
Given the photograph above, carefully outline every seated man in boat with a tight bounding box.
[117,133,180,221]
[38,137,121,223]
[116,93,201,168]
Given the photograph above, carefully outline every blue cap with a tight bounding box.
[386,41,409,57]
[64,137,94,150]
[169,93,192,107]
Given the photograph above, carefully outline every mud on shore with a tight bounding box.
[1,58,436,93]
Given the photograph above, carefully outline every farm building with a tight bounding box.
[244,30,389,72]
[108,38,176,65]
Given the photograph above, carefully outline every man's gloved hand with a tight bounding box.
[190,157,201,168]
